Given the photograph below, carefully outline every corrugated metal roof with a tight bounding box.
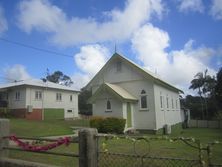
[0,79,78,92]
[88,83,137,103]
[105,83,137,101]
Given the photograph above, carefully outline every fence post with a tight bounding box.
[79,128,98,167]
[0,119,9,158]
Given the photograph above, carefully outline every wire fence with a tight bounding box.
[99,151,201,167]
[97,135,222,167]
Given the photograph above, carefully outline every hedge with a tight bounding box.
[90,116,126,134]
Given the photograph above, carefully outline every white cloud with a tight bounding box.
[210,0,222,20]
[0,6,8,35]
[177,0,204,13]
[74,44,110,76]
[131,24,169,71]
[3,64,31,82]
[71,73,91,90]
[17,0,164,46]
[131,24,216,94]
[73,44,110,89]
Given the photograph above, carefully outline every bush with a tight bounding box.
[89,116,104,132]
[0,108,10,118]
[90,117,126,134]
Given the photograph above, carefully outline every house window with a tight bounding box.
[67,110,72,113]
[35,91,42,100]
[116,61,122,72]
[140,90,148,109]
[106,99,111,111]
[15,91,20,100]
[56,93,62,101]
[166,95,169,109]
[172,98,174,109]
[176,99,178,109]
[70,95,73,102]
[160,93,164,109]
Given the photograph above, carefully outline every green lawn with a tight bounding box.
[10,118,90,137]
[7,119,222,167]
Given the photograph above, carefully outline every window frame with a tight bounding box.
[35,91,42,100]
[105,99,112,112]
[15,91,21,101]
[176,99,178,109]
[166,95,169,110]
[140,90,148,110]
[67,109,73,113]
[160,93,164,110]
[70,95,73,102]
[56,93,62,101]
[172,97,174,109]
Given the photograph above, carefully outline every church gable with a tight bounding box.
[102,57,145,83]
[85,53,182,94]
[87,55,147,89]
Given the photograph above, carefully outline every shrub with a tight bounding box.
[89,116,104,132]
[90,116,126,134]
[0,108,10,118]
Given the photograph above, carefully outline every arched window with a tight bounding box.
[140,90,147,109]
[106,100,111,110]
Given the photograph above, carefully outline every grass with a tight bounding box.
[44,108,64,120]
[7,119,222,166]
[10,118,90,137]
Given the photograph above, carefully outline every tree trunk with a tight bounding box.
[199,88,205,120]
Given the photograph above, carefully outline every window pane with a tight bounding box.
[166,97,169,108]
[35,92,38,99]
[39,92,42,99]
[56,93,62,101]
[67,110,72,113]
[141,96,147,109]
[107,100,111,110]
[160,96,163,108]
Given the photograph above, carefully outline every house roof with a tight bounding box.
[88,83,138,103]
[85,53,183,93]
[0,79,79,92]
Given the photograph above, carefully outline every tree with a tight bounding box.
[189,69,215,119]
[42,70,73,86]
[189,71,205,119]
[78,88,92,115]
[215,67,222,109]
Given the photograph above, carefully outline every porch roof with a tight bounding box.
[88,83,138,103]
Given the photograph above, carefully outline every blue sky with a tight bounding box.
[0,0,222,93]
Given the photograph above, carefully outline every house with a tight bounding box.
[85,53,184,133]
[0,79,79,120]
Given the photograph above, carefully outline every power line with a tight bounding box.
[0,37,73,58]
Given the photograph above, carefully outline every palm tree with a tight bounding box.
[189,71,205,119]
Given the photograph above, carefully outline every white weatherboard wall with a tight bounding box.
[93,91,123,118]
[25,86,79,118]
[7,87,26,109]
[118,80,156,130]
[90,59,157,130]
[154,84,181,130]
[91,59,145,94]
